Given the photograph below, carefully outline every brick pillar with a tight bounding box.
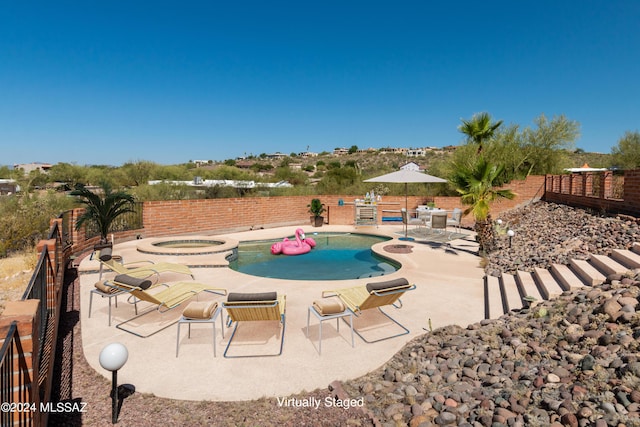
[0,300,41,427]
[602,171,612,199]
[569,174,575,195]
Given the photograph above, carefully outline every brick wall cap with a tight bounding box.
[2,300,40,317]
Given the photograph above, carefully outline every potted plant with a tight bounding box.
[307,198,326,227]
[71,182,136,244]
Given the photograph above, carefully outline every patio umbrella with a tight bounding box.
[364,169,447,240]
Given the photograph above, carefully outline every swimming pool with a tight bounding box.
[228,233,399,280]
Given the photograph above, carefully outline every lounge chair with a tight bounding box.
[222,292,286,358]
[107,274,226,338]
[322,277,416,343]
[97,246,194,281]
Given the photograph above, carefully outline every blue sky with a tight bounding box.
[1,1,638,166]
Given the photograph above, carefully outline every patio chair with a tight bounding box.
[108,274,226,338]
[222,292,286,358]
[322,277,416,343]
[447,208,463,234]
[400,208,425,240]
[97,246,194,281]
[428,211,448,235]
[401,208,424,229]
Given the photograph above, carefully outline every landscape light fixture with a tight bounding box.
[507,229,515,248]
[99,342,129,424]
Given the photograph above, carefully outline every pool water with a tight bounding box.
[229,233,399,280]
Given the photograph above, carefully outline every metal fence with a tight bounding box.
[23,221,61,401]
[83,201,144,240]
[0,322,19,426]
[0,201,145,426]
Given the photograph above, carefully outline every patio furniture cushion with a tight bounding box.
[94,279,118,294]
[99,246,113,261]
[366,277,410,294]
[183,301,219,319]
[312,298,345,316]
[227,292,277,302]
[114,274,153,290]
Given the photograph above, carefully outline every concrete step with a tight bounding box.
[551,263,587,290]
[611,248,640,269]
[485,275,503,319]
[570,259,606,286]
[500,274,523,312]
[632,242,640,255]
[589,254,630,276]
[516,270,543,302]
[534,267,565,300]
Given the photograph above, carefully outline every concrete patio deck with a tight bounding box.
[77,224,484,401]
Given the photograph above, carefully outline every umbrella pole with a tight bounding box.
[398,183,414,241]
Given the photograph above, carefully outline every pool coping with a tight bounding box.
[136,235,239,256]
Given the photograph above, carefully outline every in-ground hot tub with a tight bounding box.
[137,235,239,256]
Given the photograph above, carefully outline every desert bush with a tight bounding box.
[0,191,75,257]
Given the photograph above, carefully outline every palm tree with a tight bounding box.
[458,112,503,153]
[71,182,136,243]
[450,158,516,254]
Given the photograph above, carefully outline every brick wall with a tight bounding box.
[544,170,640,217]
[65,175,547,251]
[120,175,545,237]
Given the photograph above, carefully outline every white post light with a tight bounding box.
[507,229,515,248]
[99,343,128,424]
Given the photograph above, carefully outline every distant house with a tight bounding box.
[14,162,52,175]
[564,163,608,173]
[379,147,407,154]
[333,148,349,156]
[0,179,19,195]
[299,151,318,157]
[191,160,212,167]
[356,147,377,153]
[266,152,287,160]
[407,148,426,157]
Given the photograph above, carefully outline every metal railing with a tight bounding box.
[1,322,18,426]
[83,202,144,240]
[22,248,54,386]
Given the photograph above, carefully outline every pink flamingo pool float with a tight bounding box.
[271,228,316,255]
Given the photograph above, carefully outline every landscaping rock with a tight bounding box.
[339,201,640,426]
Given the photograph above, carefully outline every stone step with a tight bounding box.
[610,248,640,269]
[589,254,630,276]
[485,275,503,319]
[533,267,565,300]
[551,263,587,290]
[516,270,543,302]
[500,274,523,312]
[632,242,640,255]
[569,259,606,286]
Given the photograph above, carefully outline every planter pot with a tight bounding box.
[311,216,324,227]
